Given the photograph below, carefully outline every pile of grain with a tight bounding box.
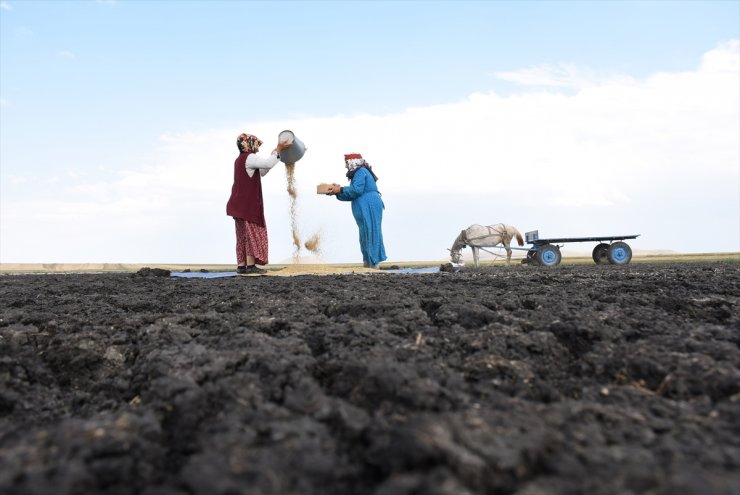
[266,264,379,276]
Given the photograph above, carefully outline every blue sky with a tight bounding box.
[1,0,739,264]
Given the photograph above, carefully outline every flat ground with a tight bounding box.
[1,262,739,495]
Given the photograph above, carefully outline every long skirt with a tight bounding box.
[351,192,387,267]
[234,218,268,266]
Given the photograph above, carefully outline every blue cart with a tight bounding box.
[523,230,640,267]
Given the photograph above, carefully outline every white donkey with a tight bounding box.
[449,223,525,267]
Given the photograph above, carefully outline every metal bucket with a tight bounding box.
[277,130,307,164]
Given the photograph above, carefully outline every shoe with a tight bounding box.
[245,265,267,275]
[236,266,247,275]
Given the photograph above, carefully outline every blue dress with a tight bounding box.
[336,167,387,267]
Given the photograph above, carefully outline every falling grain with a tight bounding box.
[304,232,322,255]
[285,163,301,260]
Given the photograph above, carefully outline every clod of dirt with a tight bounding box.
[440,262,458,272]
[133,267,171,277]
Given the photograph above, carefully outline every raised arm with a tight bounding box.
[245,152,280,177]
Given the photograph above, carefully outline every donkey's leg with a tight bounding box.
[505,245,512,264]
[473,247,480,267]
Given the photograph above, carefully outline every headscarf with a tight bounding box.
[237,133,263,153]
[344,153,379,181]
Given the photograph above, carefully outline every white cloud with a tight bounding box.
[493,64,633,89]
[0,98,8,107]
[56,50,75,59]
[0,2,12,11]
[700,39,739,73]
[1,41,738,263]
[7,174,26,185]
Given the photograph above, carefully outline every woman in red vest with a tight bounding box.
[226,133,290,275]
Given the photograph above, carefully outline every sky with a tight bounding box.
[1,0,739,265]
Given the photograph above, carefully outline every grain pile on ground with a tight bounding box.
[1,262,738,494]
[268,264,379,276]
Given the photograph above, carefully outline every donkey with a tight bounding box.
[448,223,525,267]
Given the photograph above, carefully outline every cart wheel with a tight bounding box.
[607,241,632,265]
[592,243,609,264]
[537,244,561,267]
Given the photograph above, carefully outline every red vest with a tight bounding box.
[226,152,266,226]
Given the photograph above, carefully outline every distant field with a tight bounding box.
[395,252,739,267]
[1,252,737,273]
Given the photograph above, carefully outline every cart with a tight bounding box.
[522,230,640,267]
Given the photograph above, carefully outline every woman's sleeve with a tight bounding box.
[246,153,280,177]
[336,169,367,201]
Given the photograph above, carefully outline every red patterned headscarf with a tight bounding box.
[344,153,378,182]
[237,133,263,153]
[344,153,366,171]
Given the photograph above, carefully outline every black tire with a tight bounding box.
[537,244,561,267]
[592,243,609,264]
[607,241,632,265]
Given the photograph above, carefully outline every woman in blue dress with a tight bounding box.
[326,153,387,268]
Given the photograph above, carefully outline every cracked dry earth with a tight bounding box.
[1,262,739,495]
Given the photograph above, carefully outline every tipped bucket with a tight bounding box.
[278,130,307,164]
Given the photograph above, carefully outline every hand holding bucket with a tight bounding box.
[277,130,307,164]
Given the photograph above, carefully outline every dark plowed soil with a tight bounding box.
[1,263,739,495]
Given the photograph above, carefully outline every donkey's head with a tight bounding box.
[448,248,462,264]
